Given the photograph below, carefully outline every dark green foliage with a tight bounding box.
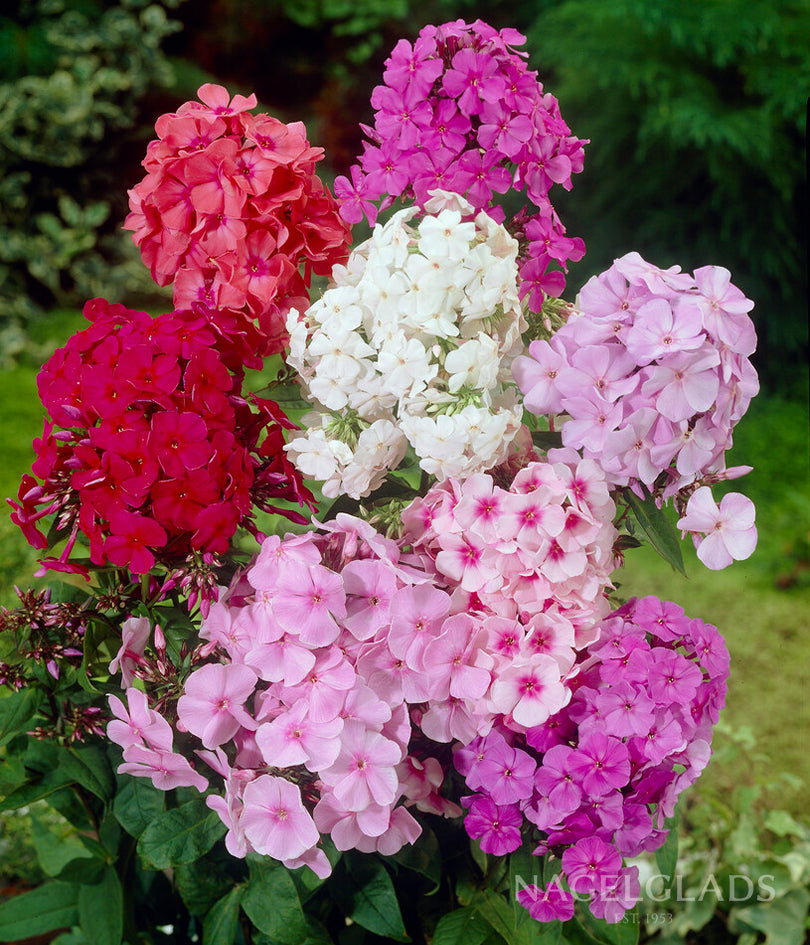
[521,0,808,388]
[0,0,179,348]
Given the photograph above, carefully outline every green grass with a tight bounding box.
[0,313,808,817]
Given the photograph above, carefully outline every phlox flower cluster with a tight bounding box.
[458,594,729,925]
[107,515,472,878]
[400,454,618,657]
[125,84,351,355]
[9,298,314,578]
[285,193,527,496]
[513,253,759,508]
[334,19,586,310]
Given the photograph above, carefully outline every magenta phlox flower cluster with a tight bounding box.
[459,594,729,925]
[400,455,617,660]
[125,84,351,355]
[9,298,314,578]
[513,253,759,507]
[334,20,586,310]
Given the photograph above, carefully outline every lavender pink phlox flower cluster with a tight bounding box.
[457,594,729,925]
[335,19,586,310]
[9,298,315,578]
[285,192,527,495]
[514,253,758,498]
[125,84,351,356]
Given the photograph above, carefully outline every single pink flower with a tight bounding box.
[677,487,757,569]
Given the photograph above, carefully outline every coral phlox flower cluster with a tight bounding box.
[335,19,586,310]
[285,192,527,497]
[9,298,314,577]
[461,595,729,925]
[125,84,351,355]
[400,453,618,657]
[514,253,759,501]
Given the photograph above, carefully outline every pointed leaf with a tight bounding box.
[59,745,115,801]
[0,883,79,941]
[432,908,491,945]
[78,866,124,945]
[138,799,225,869]
[113,775,165,838]
[622,488,686,574]
[0,688,41,746]
[203,887,244,945]
[242,859,308,944]
[331,855,409,941]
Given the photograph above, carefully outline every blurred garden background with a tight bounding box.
[0,0,808,938]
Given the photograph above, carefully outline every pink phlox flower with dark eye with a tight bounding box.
[517,879,575,923]
[423,613,494,701]
[568,732,630,796]
[434,532,498,592]
[512,339,567,416]
[148,409,210,479]
[534,743,582,812]
[281,645,355,723]
[334,166,379,226]
[647,648,704,705]
[270,560,346,646]
[624,297,704,366]
[240,774,319,862]
[489,654,570,728]
[419,695,481,745]
[255,698,343,771]
[382,38,444,96]
[561,836,622,896]
[477,100,534,159]
[388,582,451,670]
[176,662,258,749]
[677,487,757,570]
[321,719,403,812]
[591,682,655,739]
[341,559,398,641]
[462,794,522,855]
[632,713,686,765]
[476,741,536,804]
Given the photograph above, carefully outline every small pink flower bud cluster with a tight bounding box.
[335,19,586,310]
[459,595,729,925]
[125,84,351,355]
[514,253,759,501]
[9,299,315,578]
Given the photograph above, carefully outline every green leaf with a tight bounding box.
[175,859,235,917]
[474,890,516,943]
[31,810,95,877]
[78,866,123,945]
[730,888,810,945]
[654,814,679,892]
[112,775,165,838]
[0,767,75,810]
[576,908,639,945]
[138,799,225,870]
[203,887,244,945]
[531,430,564,451]
[432,907,491,945]
[331,854,409,941]
[242,858,309,944]
[0,882,79,942]
[622,488,686,574]
[0,688,41,746]
[60,745,115,801]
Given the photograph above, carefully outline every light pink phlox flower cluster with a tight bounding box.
[125,84,351,356]
[400,455,618,664]
[513,253,759,500]
[108,515,479,878]
[334,19,586,310]
[458,594,729,925]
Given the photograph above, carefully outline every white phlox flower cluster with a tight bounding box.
[285,192,527,498]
